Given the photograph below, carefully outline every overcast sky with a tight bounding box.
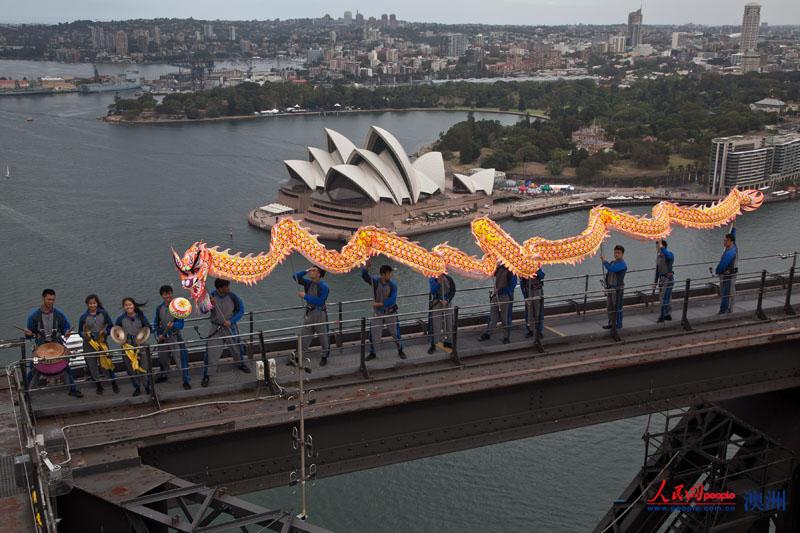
[2,0,799,26]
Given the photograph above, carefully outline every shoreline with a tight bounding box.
[247,193,796,242]
[103,107,544,125]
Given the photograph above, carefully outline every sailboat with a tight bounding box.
[5,165,9,179]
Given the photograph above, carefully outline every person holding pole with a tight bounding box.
[294,266,331,366]
[479,263,517,344]
[361,260,406,360]
[521,267,545,338]
[653,240,675,322]
[427,272,456,354]
[601,245,627,330]
[715,223,738,314]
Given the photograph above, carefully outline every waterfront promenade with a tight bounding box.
[248,188,788,241]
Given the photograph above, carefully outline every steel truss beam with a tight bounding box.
[595,403,795,532]
[139,340,800,494]
[117,477,330,533]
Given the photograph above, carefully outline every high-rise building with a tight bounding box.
[153,26,161,46]
[228,25,236,41]
[709,134,800,194]
[90,26,105,49]
[671,32,688,50]
[448,33,467,57]
[381,14,389,27]
[627,8,643,48]
[203,24,214,40]
[344,10,352,25]
[740,2,761,73]
[307,48,324,65]
[389,14,397,28]
[608,34,626,54]
[740,3,761,52]
[355,12,364,25]
[114,30,128,56]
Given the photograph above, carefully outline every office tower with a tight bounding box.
[627,8,643,48]
[740,2,761,73]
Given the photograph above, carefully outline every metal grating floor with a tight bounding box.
[0,455,21,497]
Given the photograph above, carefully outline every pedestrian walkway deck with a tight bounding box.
[24,283,793,418]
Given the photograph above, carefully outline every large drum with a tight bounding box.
[33,342,69,376]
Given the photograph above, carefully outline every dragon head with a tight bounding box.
[739,188,765,212]
[173,243,212,314]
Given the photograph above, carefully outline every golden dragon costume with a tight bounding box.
[174,188,763,313]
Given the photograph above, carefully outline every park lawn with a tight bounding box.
[668,154,698,168]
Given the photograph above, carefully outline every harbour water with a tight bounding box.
[1,73,799,531]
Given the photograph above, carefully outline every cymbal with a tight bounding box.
[135,326,151,345]
[34,342,67,360]
[110,326,126,345]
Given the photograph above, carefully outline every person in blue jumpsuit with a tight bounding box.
[202,278,250,387]
[23,289,82,398]
[77,294,119,394]
[427,273,456,354]
[361,261,406,360]
[715,226,738,314]
[479,264,517,344]
[521,268,545,338]
[653,240,675,322]
[153,285,191,389]
[602,246,627,330]
[294,266,331,366]
[114,297,152,397]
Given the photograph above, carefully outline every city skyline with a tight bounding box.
[1,0,799,26]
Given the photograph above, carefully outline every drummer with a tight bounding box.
[114,298,153,397]
[77,294,119,395]
[23,289,83,398]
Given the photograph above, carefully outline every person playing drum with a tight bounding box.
[77,294,119,395]
[114,297,152,397]
[22,288,83,398]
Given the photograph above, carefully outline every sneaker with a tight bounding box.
[657,317,665,323]
[68,389,83,399]
[132,388,141,397]
[442,341,453,349]
[398,350,407,359]
[502,337,510,344]
[238,364,252,374]
[365,352,377,361]
[155,375,168,383]
[602,325,612,330]
[111,381,120,394]
[183,382,192,390]
[525,330,534,338]
[665,315,672,321]
[427,345,436,355]
[201,376,210,387]
[320,357,328,367]
[478,333,490,341]
[95,383,104,395]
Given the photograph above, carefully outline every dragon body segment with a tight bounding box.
[174,188,763,312]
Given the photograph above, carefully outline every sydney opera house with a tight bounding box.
[262,125,499,238]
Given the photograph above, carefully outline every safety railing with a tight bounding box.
[174,252,798,336]
[2,252,796,417]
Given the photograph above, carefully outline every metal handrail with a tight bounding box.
[179,252,797,325]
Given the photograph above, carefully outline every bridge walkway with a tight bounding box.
[22,280,793,418]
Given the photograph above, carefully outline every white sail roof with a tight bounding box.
[284,160,325,189]
[412,152,446,192]
[454,169,495,195]
[284,126,444,204]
